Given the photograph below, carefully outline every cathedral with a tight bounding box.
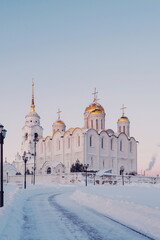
[15,83,137,175]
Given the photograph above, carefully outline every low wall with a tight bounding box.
[4,173,83,185]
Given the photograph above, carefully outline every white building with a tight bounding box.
[15,84,138,175]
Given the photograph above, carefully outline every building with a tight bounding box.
[15,84,138,175]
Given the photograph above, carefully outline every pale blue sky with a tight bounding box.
[1,0,160,175]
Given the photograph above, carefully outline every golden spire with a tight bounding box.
[30,80,35,112]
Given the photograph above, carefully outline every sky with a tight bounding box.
[0,0,160,175]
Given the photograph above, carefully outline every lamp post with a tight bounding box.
[22,151,31,189]
[6,172,8,183]
[84,164,89,186]
[120,166,125,186]
[33,133,38,185]
[0,124,7,207]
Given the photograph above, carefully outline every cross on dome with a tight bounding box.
[92,88,99,103]
[57,108,62,120]
[120,104,127,116]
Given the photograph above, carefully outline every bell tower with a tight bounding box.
[21,82,43,156]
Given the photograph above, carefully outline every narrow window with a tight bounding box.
[48,141,51,151]
[59,140,60,150]
[103,159,105,168]
[111,138,113,150]
[130,142,132,152]
[131,159,133,170]
[78,136,80,147]
[101,137,104,149]
[123,126,125,133]
[119,126,121,132]
[68,138,70,148]
[90,136,92,147]
[96,119,98,130]
[91,157,93,168]
[40,142,43,154]
[91,120,93,128]
[101,119,103,129]
[112,158,114,168]
[120,140,123,151]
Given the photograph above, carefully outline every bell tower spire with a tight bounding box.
[30,80,35,112]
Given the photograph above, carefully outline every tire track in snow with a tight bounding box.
[49,193,157,240]
[48,194,105,240]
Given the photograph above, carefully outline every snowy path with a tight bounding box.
[20,187,155,240]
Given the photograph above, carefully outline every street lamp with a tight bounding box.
[22,151,31,189]
[120,166,125,186]
[0,124,7,207]
[84,164,89,186]
[6,172,8,183]
[33,133,38,185]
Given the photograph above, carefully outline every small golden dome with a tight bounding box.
[118,116,129,122]
[85,103,105,114]
[54,120,65,125]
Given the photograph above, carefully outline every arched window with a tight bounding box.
[119,126,121,132]
[123,126,125,133]
[47,167,51,174]
[101,119,103,129]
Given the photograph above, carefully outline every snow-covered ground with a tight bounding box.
[0,182,160,240]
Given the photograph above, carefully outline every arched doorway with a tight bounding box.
[47,167,51,174]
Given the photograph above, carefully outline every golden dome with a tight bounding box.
[91,109,103,114]
[118,116,129,122]
[85,103,105,114]
[54,120,65,125]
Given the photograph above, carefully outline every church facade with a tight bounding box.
[15,84,138,175]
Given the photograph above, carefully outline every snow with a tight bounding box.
[0,182,160,240]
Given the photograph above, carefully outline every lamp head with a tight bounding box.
[0,124,4,133]
[2,129,7,138]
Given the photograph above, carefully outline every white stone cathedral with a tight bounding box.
[15,84,137,175]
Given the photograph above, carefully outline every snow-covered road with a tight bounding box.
[0,183,160,240]
[19,186,156,240]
